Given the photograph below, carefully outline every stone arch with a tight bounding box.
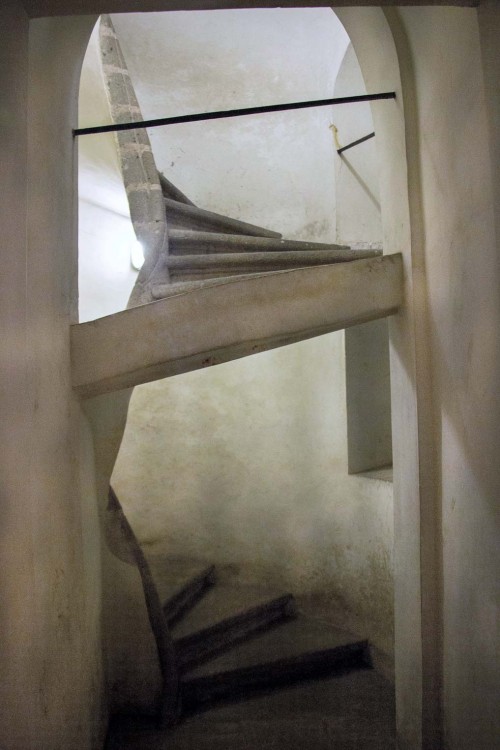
[334,9,439,749]
[336,8,441,747]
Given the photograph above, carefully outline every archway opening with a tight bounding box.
[77,6,398,743]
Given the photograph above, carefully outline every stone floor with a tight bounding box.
[105,557,395,749]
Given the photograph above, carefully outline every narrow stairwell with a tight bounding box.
[92,16,396,744]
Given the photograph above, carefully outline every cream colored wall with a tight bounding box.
[339,5,500,748]
[101,8,395,658]
[333,43,382,246]
[78,22,138,322]
[0,7,106,749]
[113,336,394,652]
[392,7,500,748]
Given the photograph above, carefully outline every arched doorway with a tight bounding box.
[16,2,434,748]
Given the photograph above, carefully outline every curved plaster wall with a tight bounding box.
[78,21,138,322]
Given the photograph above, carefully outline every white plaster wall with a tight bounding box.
[112,9,348,241]
[79,202,137,321]
[78,22,138,322]
[0,8,106,749]
[114,335,394,653]
[392,8,500,748]
[83,8,395,657]
[333,43,382,246]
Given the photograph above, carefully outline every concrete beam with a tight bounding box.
[71,254,403,398]
[23,1,478,19]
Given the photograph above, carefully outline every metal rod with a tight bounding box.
[73,92,396,137]
[337,131,376,155]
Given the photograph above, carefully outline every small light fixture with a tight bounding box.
[130,238,145,271]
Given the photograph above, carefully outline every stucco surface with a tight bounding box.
[333,43,382,246]
[1,10,106,749]
[394,7,500,748]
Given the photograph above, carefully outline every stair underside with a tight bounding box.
[167,229,354,255]
[164,248,381,281]
[159,172,195,206]
[164,198,281,238]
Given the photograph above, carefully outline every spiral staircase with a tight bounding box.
[73,16,401,745]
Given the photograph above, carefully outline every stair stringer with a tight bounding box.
[72,254,403,398]
[99,14,170,304]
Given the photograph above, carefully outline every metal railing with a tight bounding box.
[74,91,395,137]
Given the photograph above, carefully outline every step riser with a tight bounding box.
[151,274,258,301]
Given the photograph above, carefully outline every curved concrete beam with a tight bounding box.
[71,253,403,398]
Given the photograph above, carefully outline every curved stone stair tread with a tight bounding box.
[164,249,381,282]
[146,553,294,638]
[107,666,395,750]
[159,172,196,206]
[167,229,356,255]
[171,582,298,641]
[107,625,393,750]
[164,198,281,238]
[183,613,365,679]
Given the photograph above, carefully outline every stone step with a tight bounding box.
[176,594,298,673]
[164,249,379,281]
[162,565,217,627]
[180,641,370,715]
[158,172,195,206]
[164,198,281,238]
[167,229,354,256]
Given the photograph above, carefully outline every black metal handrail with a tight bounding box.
[337,131,375,156]
[74,92,395,137]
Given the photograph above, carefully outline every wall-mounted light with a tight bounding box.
[130,239,145,271]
